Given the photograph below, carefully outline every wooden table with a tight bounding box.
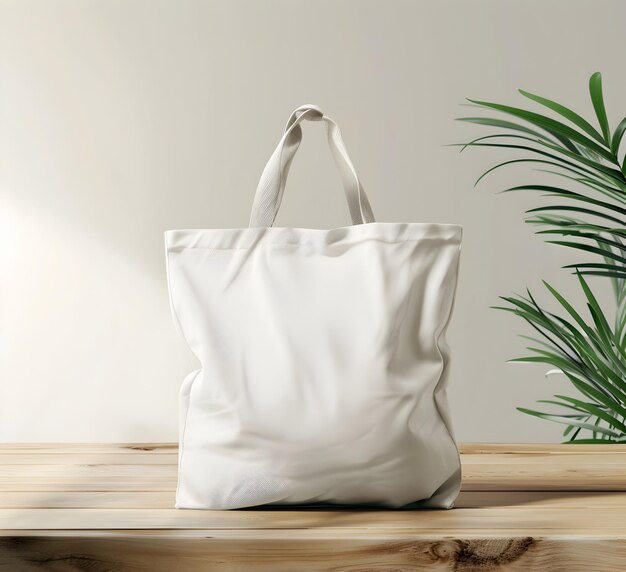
[1,444,625,570]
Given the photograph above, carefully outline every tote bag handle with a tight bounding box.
[249,105,376,227]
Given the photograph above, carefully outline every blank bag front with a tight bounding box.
[166,105,463,510]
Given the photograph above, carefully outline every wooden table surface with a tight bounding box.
[1,443,626,571]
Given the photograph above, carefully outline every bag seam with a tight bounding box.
[430,241,463,504]
[165,232,201,507]
[166,236,461,252]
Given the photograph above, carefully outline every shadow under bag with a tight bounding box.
[166,104,463,509]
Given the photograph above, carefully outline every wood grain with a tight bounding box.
[0,443,625,570]
[4,506,626,533]
[4,536,626,571]
[3,490,626,510]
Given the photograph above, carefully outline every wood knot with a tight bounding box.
[124,446,155,451]
[429,537,536,569]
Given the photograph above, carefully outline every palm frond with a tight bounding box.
[459,72,626,442]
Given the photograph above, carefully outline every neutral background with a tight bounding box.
[1,0,625,442]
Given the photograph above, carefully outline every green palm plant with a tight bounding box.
[460,72,626,443]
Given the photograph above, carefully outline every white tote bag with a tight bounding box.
[166,105,462,510]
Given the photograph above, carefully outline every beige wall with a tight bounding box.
[1,0,625,442]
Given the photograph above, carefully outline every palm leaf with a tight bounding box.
[459,72,626,442]
[589,72,611,146]
[610,117,626,158]
[466,99,613,160]
[519,88,604,143]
